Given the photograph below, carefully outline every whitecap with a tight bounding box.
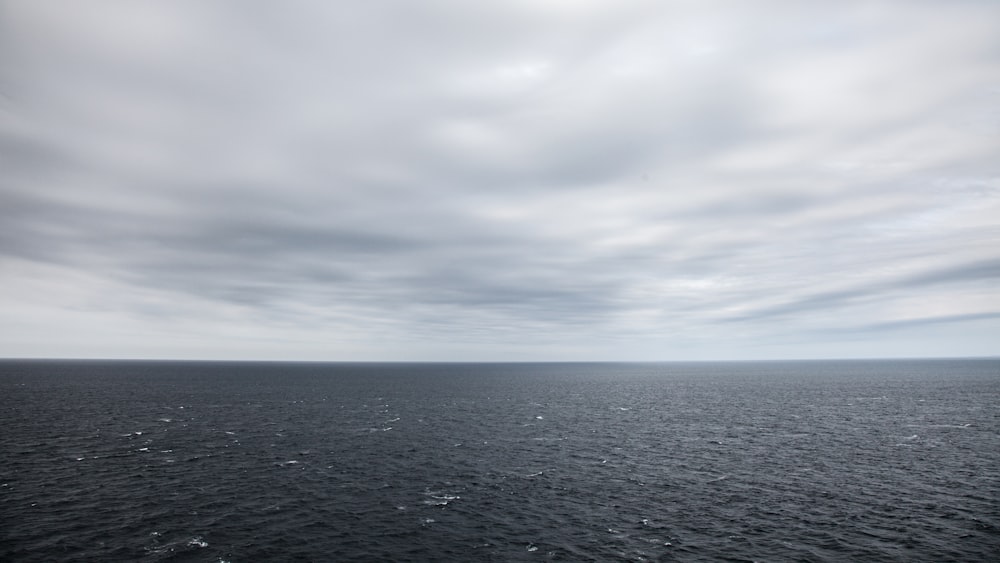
[424,493,460,506]
[644,537,669,544]
[423,490,461,506]
[527,544,539,552]
[187,537,208,548]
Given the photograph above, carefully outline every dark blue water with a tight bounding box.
[1,359,998,561]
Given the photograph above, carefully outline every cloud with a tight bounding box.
[1,1,998,360]
[854,312,1000,333]
[725,259,1000,322]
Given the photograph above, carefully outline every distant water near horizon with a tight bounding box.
[2,359,998,562]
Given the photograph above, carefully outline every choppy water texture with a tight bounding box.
[1,359,999,562]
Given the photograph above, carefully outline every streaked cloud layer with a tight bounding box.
[2,1,998,360]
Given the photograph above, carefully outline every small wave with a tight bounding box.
[643,537,672,545]
[423,490,461,506]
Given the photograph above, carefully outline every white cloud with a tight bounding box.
[1,0,998,360]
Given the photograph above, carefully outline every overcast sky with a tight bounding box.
[1,1,998,361]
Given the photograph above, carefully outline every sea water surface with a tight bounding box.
[1,359,998,562]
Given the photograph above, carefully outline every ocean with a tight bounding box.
[1,359,998,562]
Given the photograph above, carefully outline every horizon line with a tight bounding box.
[1,355,998,364]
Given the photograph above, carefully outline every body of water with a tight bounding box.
[1,359,998,561]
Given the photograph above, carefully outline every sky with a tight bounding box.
[1,1,998,361]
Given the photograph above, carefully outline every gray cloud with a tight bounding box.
[856,312,1000,333]
[726,259,1000,323]
[1,1,998,360]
